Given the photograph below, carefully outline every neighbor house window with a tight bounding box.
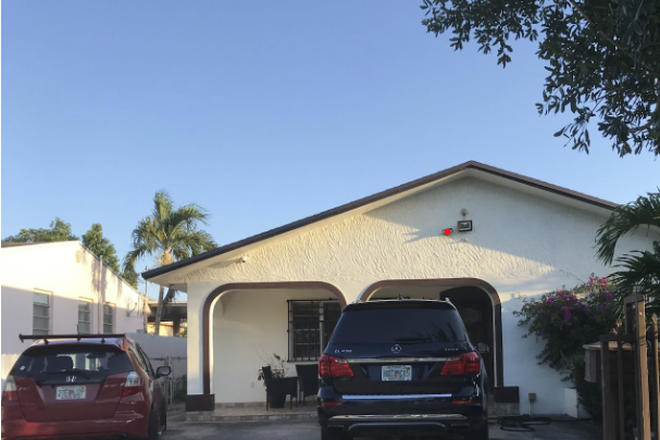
[288,300,341,361]
[33,292,51,335]
[103,303,115,333]
[78,299,92,334]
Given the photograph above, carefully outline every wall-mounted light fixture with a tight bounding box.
[457,220,473,232]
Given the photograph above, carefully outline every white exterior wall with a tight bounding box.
[212,288,338,404]
[176,177,657,414]
[127,332,187,380]
[1,242,145,383]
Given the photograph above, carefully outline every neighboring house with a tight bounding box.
[1,241,146,383]
[142,161,659,415]
[146,300,187,336]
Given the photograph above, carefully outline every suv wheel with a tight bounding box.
[320,427,348,440]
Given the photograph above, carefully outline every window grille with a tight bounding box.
[288,300,341,361]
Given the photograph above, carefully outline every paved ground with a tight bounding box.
[162,417,603,440]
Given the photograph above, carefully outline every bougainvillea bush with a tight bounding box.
[514,276,621,420]
[514,275,619,381]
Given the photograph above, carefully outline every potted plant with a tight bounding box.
[257,353,290,408]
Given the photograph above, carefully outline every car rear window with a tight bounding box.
[330,306,468,344]
[11,345,132,379]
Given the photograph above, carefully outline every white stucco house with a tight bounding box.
[1,241,146,382]
[142,161,657,415]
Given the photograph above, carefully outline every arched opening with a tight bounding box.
[200,282,346,403]
[359,278,502,389]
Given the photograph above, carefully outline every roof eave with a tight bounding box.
[142,161,618,281]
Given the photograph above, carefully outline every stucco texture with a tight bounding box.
[180,176,656,414]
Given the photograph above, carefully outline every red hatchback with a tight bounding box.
[1,334,171,440]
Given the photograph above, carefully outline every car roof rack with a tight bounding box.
[18,333,126,345]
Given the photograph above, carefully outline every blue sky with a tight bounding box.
[2,1,658,296]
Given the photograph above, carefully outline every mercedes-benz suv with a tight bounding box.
[317,299,488,440]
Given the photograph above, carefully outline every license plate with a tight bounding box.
[381,365,412,381]
[56,386,86,400]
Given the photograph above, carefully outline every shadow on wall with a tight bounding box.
[364,178,630,277]
[80,246,136,310]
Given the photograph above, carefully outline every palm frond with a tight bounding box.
[596,191,660,265]
[610,241,660,304]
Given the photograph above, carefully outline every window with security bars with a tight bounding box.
[33,292,50,335]
[103,303,114,333]
[78,300,92,334]
[288,300,341,361]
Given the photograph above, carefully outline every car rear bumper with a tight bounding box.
[326,413,480,436]
[1,411,148,440]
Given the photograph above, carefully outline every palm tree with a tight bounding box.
[124,190,216,335]
[595,191,660,303]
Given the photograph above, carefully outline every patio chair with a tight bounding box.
[295,364,318,406]
[262,366,297,410]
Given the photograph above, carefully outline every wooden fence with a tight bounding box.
[599,295,660,440]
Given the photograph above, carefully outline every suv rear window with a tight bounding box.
[330,305,468,344]
[12,345,132,379]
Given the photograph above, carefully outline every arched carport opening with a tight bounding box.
[200,282,346,404]
[359,278,502,389]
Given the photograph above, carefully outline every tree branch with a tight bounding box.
[567,0,657,74]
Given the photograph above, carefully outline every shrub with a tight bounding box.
[514,275,618,382]
[173,375,187,403]
[514,275,619,420]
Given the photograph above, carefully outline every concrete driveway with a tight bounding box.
[162,417,603,440]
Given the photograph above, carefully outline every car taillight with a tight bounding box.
[319,354,354,378]
[2,375,18,402]
[441,352,481,376]
[452,397,482,405]
[122,371,144,397]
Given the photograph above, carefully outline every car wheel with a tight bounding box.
[160,404,167,433]
[464,422,489,440]
[146,409,159,440]
[320,427,348,440]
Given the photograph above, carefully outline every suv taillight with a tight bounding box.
[2,375,18,402]
[122,371,144,397]
[440,352,481,376]
[319,354,354,378]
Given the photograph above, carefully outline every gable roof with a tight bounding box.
[143,160,617,281]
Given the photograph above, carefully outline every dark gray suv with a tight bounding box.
[317,299,488,440]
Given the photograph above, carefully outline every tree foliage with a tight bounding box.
[596,191,660,263]
[124,190,216,335]
[595,191,660,307]
[514,276,618,380]
[82,224,120,274]
[2,217,78,243]
[121,264,139,289]
[421,0,660,156]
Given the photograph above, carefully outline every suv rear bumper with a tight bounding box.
[324,413,485,437]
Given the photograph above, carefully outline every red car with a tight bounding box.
[2,334,171,440]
